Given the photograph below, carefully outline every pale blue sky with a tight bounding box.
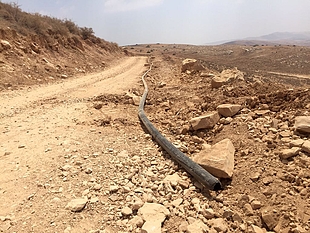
[2,0,310,45]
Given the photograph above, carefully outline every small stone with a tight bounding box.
[300,188,308,196]
[61,164,72,171]
[178,179,190,189]
[163,173,181,187]
[110,185,119,193]
[208,218,228,232]
[251,225,265,233]
[239,224,246,231]
[179,221,188,232]
[82,189,89,196]
[232,212,243,223]
[132,197,144,211]
[85,168,92,174]
[251,200,262,210]
[203,208,215,219]
[93,183,102,191]
[121,207,133,216]
[279,131,291,138]
[261,208,278,230]
[219,117,233,125]
[244,203,254,216]
[220,209,231,218]
[260,104,269,110]
[290,139,305,148]
[250,172,261,181]
[191,197,200,205]
[1,40,11,50]
[93,103,103,110]
[64,226,72,233]
[45,148,52,152]
[65,198,88,212]
[171,198,183,207]
[90,197,99,203]
[262,176,273,185]
[129,216,144,227]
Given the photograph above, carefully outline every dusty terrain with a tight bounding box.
[1,34,310,233]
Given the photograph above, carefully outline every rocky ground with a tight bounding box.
[1,41,310,233]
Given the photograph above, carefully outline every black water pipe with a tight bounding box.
[138,61,222,191]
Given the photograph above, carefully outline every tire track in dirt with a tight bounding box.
[0,56,146,118]
[0,56,147,218]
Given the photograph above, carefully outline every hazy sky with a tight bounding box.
[2,0,310,45]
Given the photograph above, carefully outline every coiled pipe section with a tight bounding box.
[138,61,222,191]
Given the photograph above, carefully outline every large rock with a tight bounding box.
[186,219,209,233]
[295,116,310,134]
[65,198,88,212]
[181,59,204,73]
[0,40,11,51]
[125,92,141,106]
[217,104,241,117]
[138,203,170,223]
[211,76,227,88]
[208,218,228,232]
[279,147,301,159]
[141,221,161,233]
[193,139,235,178]
[221,67,244,82]
[190,112,220,130]
[301,140,310,153]
[261,208,279,230]
[211,68,244,88]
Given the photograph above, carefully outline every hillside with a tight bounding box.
[223,32,310,46]
[0,2,126,91]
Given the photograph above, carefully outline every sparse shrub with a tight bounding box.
[63,19,80,35]
[80,27,94,40]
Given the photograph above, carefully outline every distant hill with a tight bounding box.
[222,32,310,46]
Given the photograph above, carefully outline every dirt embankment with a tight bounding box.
[0,2,128,91]
[0,27,127,91]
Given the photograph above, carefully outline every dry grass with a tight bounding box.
[0,2,95,40]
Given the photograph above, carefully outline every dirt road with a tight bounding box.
[0,56,148,232]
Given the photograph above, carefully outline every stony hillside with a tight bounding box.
[0,2,126,91]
